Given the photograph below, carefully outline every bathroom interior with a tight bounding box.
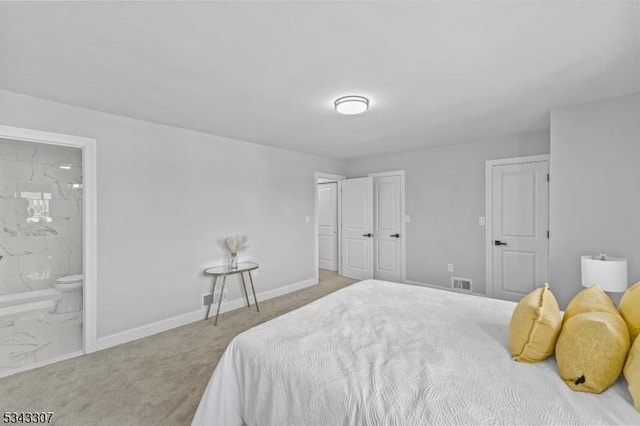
[0,137,84,376]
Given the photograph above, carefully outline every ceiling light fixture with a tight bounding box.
[334,95,369,115]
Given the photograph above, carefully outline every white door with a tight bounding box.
[373,175,402,282]
[491,160,549,302]
[341,177,374,280]
[317,182,338,271]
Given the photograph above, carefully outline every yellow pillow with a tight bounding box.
[508,283,562,362]
[619,282,640,345]
[556,311,630,393]
[563,284,617,323]
[624,336,640,412]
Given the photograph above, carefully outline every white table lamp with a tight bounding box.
[581,254,628,292]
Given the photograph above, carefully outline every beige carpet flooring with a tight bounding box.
[0,270,356,425]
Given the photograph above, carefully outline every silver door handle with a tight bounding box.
[390,234,400,238]
[494,240,507,246]
[362,233,373,237]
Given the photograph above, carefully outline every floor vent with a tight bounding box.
[451,277,472,291]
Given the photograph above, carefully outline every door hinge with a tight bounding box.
[547,230,550,239]
[547,173,549,182]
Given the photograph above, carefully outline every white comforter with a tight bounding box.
[192,280,640,425]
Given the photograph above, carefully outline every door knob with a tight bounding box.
[362,233,373,237]
[390,233,400,238]
[494,240,507,246]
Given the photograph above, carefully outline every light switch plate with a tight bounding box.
[478,217,486,226]
[404,215,411,223]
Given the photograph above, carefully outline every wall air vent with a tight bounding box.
[203,293,213,307]
[203,290,226,306]
[451,277,472,291]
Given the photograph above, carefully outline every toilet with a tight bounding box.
[53,274,84,313]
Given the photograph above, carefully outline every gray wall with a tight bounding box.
[348,132,550,294]
[550,92,640,308]
[4,85,636,339]
[0,90,347,338]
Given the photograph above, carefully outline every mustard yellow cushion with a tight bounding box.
[624,336,640,412]
[620,282,640,345]
[563,284,617,324]
[556,311,630,393]
[508,283,562,362]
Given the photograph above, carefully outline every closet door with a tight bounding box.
[491,160,549,302]
[341,177,374,280]
[373,175,402,282]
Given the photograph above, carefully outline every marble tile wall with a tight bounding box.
[0,138,83,296]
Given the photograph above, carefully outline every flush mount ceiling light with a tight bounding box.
[334,95,369,115]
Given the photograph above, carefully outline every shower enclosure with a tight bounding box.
[0,137,84,375]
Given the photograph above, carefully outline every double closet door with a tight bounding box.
[341,175,402,282]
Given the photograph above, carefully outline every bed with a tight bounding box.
[192,279,640,425]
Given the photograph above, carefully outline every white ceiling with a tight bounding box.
[0,1,638,160]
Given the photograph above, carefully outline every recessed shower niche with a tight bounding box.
[0,137,84,375]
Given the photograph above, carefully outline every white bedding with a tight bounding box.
[192,280,640,425]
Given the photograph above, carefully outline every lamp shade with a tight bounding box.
[581,255,628,292]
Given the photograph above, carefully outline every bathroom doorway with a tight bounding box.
[0,126,96,377]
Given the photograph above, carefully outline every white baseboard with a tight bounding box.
[403,279,487,298]
[96,277,317,351]
[96,307,210,351]
[256,277,316,301]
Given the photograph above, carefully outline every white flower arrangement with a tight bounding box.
[225,235,248,255]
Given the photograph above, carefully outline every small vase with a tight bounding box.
[230,253,238,269]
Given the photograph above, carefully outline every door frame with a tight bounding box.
[0,125,98,353]
[484,154,549,298]
[314,172,345,284]
[368,170,406,283]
